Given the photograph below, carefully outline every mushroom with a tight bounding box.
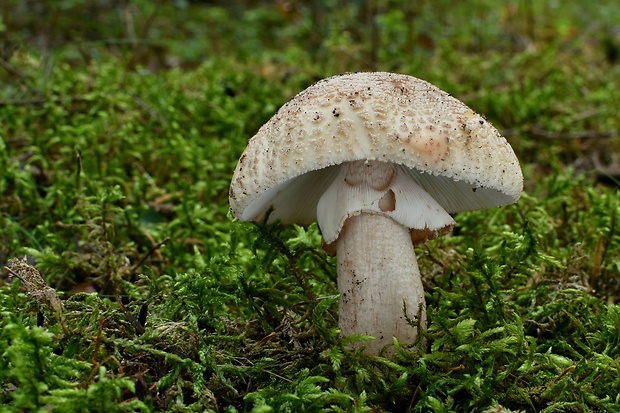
[229,72,523,354]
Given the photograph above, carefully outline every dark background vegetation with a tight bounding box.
[1,1,620,412]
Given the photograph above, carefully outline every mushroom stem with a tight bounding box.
[337,213,425,354]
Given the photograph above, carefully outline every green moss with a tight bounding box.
[1,1,620,411]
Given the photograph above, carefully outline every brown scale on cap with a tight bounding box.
[405,134,452,164]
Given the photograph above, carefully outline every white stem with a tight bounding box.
[337,213,425,354]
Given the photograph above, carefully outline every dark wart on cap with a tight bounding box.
[229,72,523,355]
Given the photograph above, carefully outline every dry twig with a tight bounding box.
[5,257,68,334]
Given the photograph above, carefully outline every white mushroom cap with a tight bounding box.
[229,72,523,242]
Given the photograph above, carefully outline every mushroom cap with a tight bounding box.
[229,72,523,228]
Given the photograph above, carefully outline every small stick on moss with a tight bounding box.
[551,365,576,384]
[406,382,421,412]
[0,57,28,81]
[422,244,446,268]
[132,236,170,273]
[92,316,105,366]
[5,257,68,334]
[116,296,146,335]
